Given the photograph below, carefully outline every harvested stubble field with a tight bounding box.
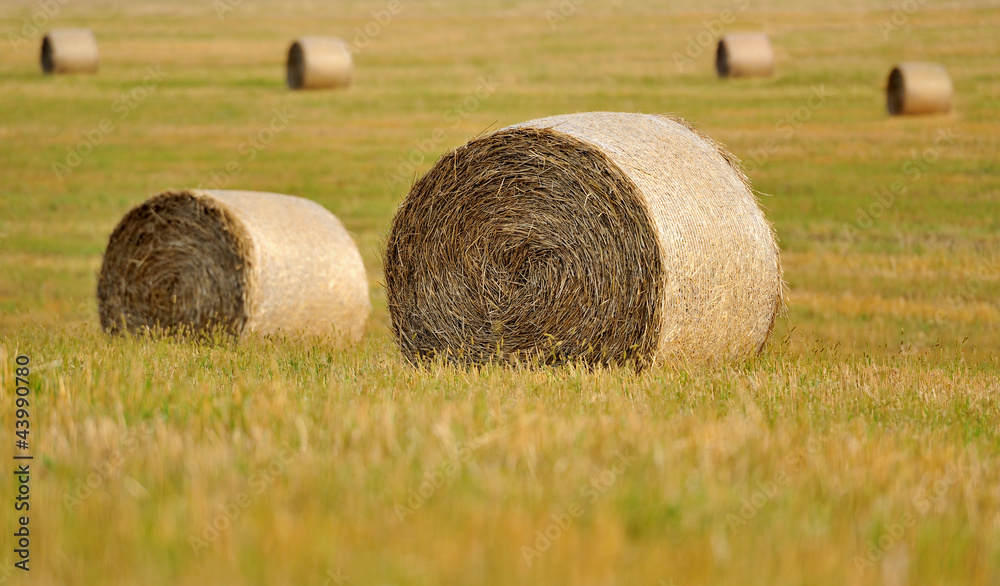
[1,1,998,584]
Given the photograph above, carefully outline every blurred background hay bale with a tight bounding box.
[98,190,370,342]
[716,33,774,78]
[286,37,353,90]
[41,29,99,74]
[384,112,783,369]
[887,62,953,115]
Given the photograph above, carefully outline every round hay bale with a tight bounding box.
[41,29,99,74]
[384,112,783,369]
[887,62,953,115]
[98,190,370,342]
[716,33,774,78]
[286,37,352,90]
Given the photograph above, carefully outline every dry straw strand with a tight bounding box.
[887,62,953,115]
[98,190,370,342]
[384,112,783,369]
[716,33,774,78]
[287,37,353,90]
[41,29,99,74]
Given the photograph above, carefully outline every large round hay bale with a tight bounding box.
[716,33,774,78]
[286,37,352,90]
[886,62,952,115]
[384,112,783,369]
[98,190,370,341]
[41,29,99,74]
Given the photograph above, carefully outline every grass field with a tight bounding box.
[1,1,999,584]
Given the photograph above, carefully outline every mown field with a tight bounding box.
[1,1,998,584]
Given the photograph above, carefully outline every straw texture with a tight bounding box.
[41,29,99,74]
[716,33,774,78]
[287,37,353,90]
[887,62,953,115]
[98,190,370,342]
[384,112,783,369]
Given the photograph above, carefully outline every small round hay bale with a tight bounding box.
[716,33,774,78]
[286,37,352,90]
[41,29,99,74]
[886,62,953,115]
[98,190,370,342]
[384,112,783,369]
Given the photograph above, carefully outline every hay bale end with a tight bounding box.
[41,29,99,74]
[384,112,783,369]
[716,33,774,78]
[286,37,353,90]
[887,62,953,115]
[98,190,370,341]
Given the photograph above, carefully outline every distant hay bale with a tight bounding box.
[41,29,99,74]
[384,112,783,369]
[887,62,953,115]
[716,33,774,78]
[98,190,370,342]
[286,37,352,90]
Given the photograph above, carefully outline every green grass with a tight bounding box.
[1,1,999,584]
